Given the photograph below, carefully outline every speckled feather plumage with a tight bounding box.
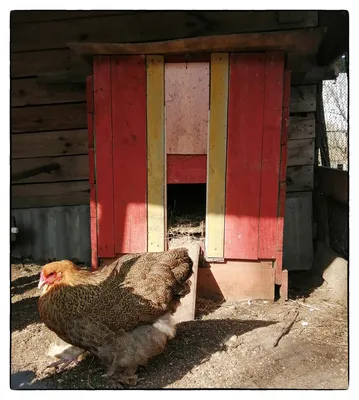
[38,248,193,385]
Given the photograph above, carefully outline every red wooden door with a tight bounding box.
[91,56,148,259]
[224,52,286,261]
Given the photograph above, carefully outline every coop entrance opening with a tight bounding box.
[167,184,206,242]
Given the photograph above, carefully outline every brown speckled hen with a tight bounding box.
[37,248,193,386]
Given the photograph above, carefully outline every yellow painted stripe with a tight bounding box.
[206,53,229,258]
[147,55,165,252]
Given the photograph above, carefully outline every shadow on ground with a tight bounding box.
[12,318,277,390]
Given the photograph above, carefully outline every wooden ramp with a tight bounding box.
[170,239,200,323]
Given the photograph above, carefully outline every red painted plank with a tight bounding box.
[258,52,285,260]
[90,217,98,271]
[282,69,291,108]
[88,148,95,184]
[281,106,289,145]
[93,56,115,257]
[167,155,206,184]
[111,55,147,254]
[86,75,94,114]
[87,112,94,149]
[224,53,266,260]
[90,183,98,270]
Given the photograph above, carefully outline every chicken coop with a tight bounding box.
[68,32,323,302]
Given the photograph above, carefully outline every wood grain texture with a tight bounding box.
[288,114,316,140]
[282,69,291,108]
[11,49,88,78]
[287,138,315,166]
[11,11,318,52]
[167,155,206,184]
[88,149,95,184]
[12,181,89,208]
[170,240,200,323]
[275,251,283,285]
[11,78,85,107]
[147,55,165,252]
[12,155,88,184]
[11,102,87,133]
[69,28,325,57]
[197,261,275,301]
[11,129,88,158]
[280,145,288,182]
[11,10,127,23]
[112,55,147,254]
[86,75,94,113]
[316,166,348,205]
[283,192,313,270]
[277,182,286,235]
[165,61,209,154]
[224,53,265,260]
[93,56,115,257]
[281,107,289,145]
[258,52,284,260]
[286,165,314,192]
[90,184,98,270]
[290,85,317,113]
[206,53,229,259]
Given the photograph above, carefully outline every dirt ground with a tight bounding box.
[10,260,348,390]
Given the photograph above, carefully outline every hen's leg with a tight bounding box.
[47,345,86,371]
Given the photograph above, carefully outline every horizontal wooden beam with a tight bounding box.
[11,49,88,78]
[167,155,207,184]
[12,155,88,184]
[11,129,88,158]
[11,11,318,53]
[10,10,130,24]
[12,78,86,107]
[68,28,325,57]
[12,162,60,183]
[11,102,87,133]
[12,181,89,208]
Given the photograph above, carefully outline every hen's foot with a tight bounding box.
[47,351,85,372]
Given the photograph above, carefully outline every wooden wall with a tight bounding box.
[283,85,317,270]
[11,10,323,209]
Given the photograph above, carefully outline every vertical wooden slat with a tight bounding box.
[224,53,265,260]
[206,53,229,259]
[147,55,165,252]
[276,69,291,283]
[87,75,97,270]
[258,52,285,260]
[90,185,98,270]
[112,55,147,254]
[93,56,115,258]
[86,76,94,149]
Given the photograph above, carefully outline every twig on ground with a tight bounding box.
[272,310,299,348]
[288,299,321,311]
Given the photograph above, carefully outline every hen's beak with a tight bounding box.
[38,274,47,289]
